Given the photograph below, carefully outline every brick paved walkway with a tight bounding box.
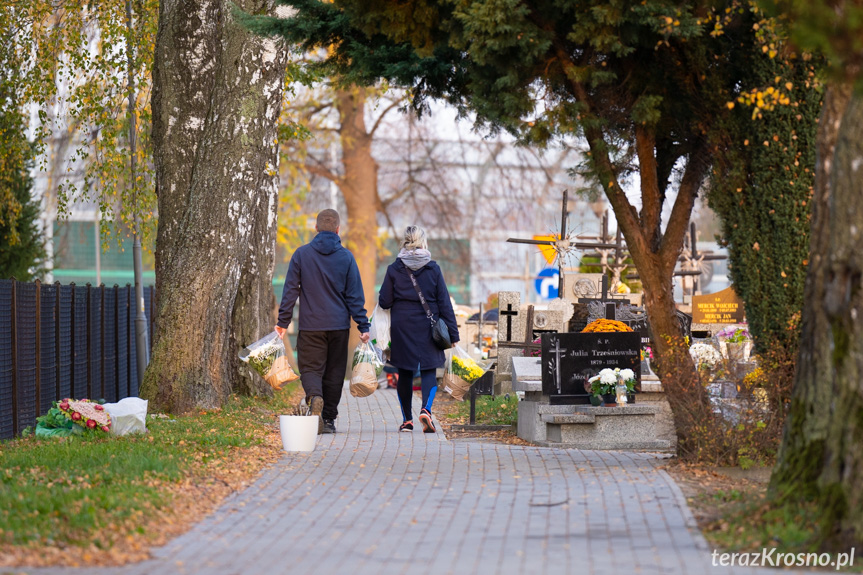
[17,386,814,575]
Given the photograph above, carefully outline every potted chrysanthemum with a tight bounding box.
[589,368,635,406]
[589,368,617,405]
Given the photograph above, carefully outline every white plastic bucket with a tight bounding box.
[279,415,318,452]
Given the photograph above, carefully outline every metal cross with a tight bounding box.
[498,306,541,351]
[580,212,632,290]
[505,190,621,298]
[500,303,518,341]
[627,222,728,295]
[578,275,629,320]
[678,222,727,296]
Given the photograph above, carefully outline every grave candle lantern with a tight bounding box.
[615,379,629,406]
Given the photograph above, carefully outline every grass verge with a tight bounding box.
[443,394,519,426]
[0,383,303,568]
[667,462,862,571]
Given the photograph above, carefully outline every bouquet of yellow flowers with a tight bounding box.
[451,356,484,383]
[442,345,486,401]
[582,319,633,333]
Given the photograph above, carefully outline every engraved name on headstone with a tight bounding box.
[692,286,745,324]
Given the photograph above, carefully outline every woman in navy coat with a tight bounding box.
[379,226,460,433]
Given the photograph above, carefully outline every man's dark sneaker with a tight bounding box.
[322,419,336,434]
[309,396,324,434]
[399,421,413,432]
[419,408,435,433]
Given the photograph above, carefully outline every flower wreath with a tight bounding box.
[57,399,112,432]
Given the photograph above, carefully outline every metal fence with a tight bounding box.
[0,279,155,439]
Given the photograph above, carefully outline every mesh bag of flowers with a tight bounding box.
[350,342,384,397]
[239,331,299,390]
[442,345,486,401]
[581,319,633,333]
[57,399,112,432]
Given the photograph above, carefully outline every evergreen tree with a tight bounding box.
[0,92,45,281]
[246,0,771,455]
[708,19,822,433]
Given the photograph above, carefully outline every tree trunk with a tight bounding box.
[814,92,863,548]
[337,87,378,349]
[143,0,286,411]
[770,84,852,499]
[626,228,708,454]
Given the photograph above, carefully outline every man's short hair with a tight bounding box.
[316,209,340,232]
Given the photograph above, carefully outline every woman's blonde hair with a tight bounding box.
[402,225,428,250]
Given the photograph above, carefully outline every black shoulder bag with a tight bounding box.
[407,271,452,350]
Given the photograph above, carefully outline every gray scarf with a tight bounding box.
[398,248,431,271]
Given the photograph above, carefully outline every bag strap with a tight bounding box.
[407,271,436,327]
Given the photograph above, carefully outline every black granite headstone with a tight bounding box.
[676,310,693,342]
[588,302,651,348]
[541,332,641,405]
[568,303,590,332]
[587,303,693,349]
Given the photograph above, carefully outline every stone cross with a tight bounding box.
[496,292,527,390]
[497,306,540,351]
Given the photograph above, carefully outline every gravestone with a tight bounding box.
[602,303,651,349]
[568,303,591,332]
[621,292,643,306]
[564,272,642,306]
[498,291,525,342]
[677,310,693,341]
[532,306,566,338]
[587,303,692,352]
[541,332,641,405]
[577,275,629,318]
[565,273,604,301]
[495,291,525,390]
[692,286,745,324]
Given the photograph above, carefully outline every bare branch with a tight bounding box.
[369,100,403,137]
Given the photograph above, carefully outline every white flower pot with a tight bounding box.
[279,415,318,452]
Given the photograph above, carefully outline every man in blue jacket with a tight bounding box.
[274,209,371,434]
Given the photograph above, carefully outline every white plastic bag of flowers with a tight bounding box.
[350,342,383,397]
[239,331,299,390]
[103,397,149,435]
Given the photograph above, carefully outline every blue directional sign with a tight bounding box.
[534,267,559,300]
